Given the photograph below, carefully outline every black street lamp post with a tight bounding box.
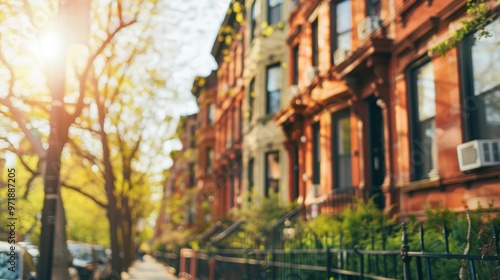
[37,26,68,280]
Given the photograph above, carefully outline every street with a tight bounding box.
[122,255,178,280]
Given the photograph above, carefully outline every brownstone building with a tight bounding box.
[391,0,500,217]
[154,114,199,239]
[211,0,245,219]
[192,71,218,224]
[276,0,499,218]
[163,0,499,238]
[275,0,392,212]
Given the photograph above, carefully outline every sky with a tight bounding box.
[154,0,231,162]
[160,0,231,117]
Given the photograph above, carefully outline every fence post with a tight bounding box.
[339,230,344,275]
[370,229,375,274]
[401,223,411,280]
[419,223,431,279]
[357,247,364,280]
[494,222,500,265]
[492,222,500,280]
[326,247,332,280]
[209,255,217,280]
[179,248,187,278]
[190,249,197,279]
[415,224,423,280]
[442,223,450,254]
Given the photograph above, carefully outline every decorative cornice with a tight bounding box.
[287,24,303,45]
[334,37,392,80]
[396,0,421,27]
[273,97,307,127]
[302,0,321,20]
[438,0,467,21]
[393,16,440,56]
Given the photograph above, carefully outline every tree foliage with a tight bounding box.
[0,0,216,275]
[431,0,498,56]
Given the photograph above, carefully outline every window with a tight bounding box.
[207,103,215,125]
[188,163,196,187]
[312,122,321,184]
[229,175,235,208]
[367,96,386,187]
[265,151,280,197]
[292,44,299,84]
[460,20,500,140]
[366,0,381,17]
[332,110,352,189]
[190,125,196,148]
[268,0,282,25]
[226,110,233,147]
[206,147,213,173]
[330,0,352,63]
[251,1,258,41]
[266,63,281,114]
[408,60,437,181]
[311,19,319,67]
[292,143,299,200]
[248,157,254,202]
[239,100,243,139]
[230,50,236,86]
[248,78,255,121]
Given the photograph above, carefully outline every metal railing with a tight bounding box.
[153,250,180,275]
[157,219,500,279]
[256,187,362,250]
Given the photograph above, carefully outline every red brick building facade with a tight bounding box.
[391,0,500,217]
[192,72,218,224]
[276,0,500,218]
[211,0,245,219]
[164,0,499,234]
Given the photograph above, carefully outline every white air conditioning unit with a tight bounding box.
[305,66,318,85]
[333,49,349,66]
[225,137,234,149]
[305,184,321,205]
[457,139,500,172]
[288,85,299,97]
[357,16,381,41]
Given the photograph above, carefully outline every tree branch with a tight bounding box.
[23,172,41,199]
[61,183,108,209]
[70,18,138,128]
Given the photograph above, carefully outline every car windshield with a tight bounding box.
[68,244,93,261]
[0,251,20,280]
[94,248,106,261]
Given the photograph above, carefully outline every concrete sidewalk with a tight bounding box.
[122,255,178,280]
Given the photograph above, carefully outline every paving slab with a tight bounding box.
[121,255,178,280]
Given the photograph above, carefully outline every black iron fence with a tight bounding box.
[156,219,500,279]
[153,250,180,275]
[154,186,500,279]
[256,188,362,250]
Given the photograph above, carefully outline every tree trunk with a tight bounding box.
[121,197,135,268]
[103,161,122,275]
[101,134,122,275]
[52,191,72,279]
[107,199,122,276]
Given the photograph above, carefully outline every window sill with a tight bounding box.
[401,177,442,193]
[257,114,275,124]
[401,165,500,194]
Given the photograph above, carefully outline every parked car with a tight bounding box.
[68,242,111,280]
[93,245,112,279]
[0,241,37,280]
